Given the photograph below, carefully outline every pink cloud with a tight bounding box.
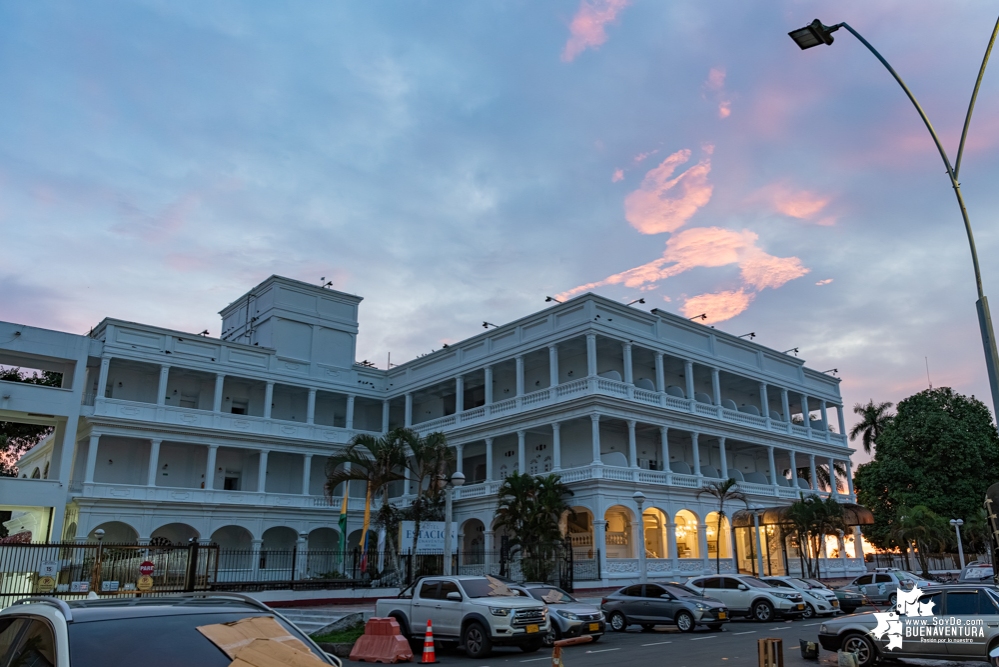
[816,278,834,286]
[561,0,629,63]
[754,181,835,224]
[703,67,732,119]
[611,168,624,182]
[718,101,731,119]
[681,288,754,324]
[624,148,713,235]
[633,149,658,163]
[705,67,725,91]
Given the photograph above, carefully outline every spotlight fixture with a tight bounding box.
[738,332,756,340]
[783,347,799,356]
[688,313,707,321]
[627,298,646,306]
[545,296,563,303]
[822,368,839,376]
[482,321,498,329]
[198,329,210,336]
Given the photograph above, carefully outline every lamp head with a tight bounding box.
[632,490,646,507]
[951,519,964,526]
[94,528,105,540]
[789,19,839,50]
[450,471,465,487]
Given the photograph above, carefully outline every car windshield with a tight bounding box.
[67,612,326,667]
[802,578,828,589]
[461,577,523,598]
[664,584,701,598]
[740,577,772,588]
[792,578,820,589]
[528,587,576,604]
[895,571,924,584]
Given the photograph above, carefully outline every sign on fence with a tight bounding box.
[399,522,457,554]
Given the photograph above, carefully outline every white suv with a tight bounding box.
[686,574,805,622]
[762,576,839,618]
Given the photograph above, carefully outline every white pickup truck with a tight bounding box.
[376,575,550,658]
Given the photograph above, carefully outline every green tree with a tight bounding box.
[405,431,454,555]
[696,478,748,574]
[854,388,999,550]
[891,505,948,577]
[0,367,62,477]
[785,496,846,578]
[494,472,574,582]
[849,400,895,454]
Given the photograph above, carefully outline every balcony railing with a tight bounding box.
[412,375,846,447]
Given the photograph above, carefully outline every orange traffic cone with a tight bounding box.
[421,619,438,664]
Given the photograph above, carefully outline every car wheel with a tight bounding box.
[888,593,897,609]
[803,603,816,619]
[675,611,695,633]
[641,624,655,632]
[752,600,774,622]
[589,634,601,643]
[842,632,878,667]
[609,612,628,632]
[520,640,544,653]
[707,623,724,632]
[463,622,492,659]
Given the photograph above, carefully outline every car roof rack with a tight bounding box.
[10,597,74,622]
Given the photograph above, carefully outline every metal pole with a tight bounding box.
[752,514,765,578]
[444,485,454,576]
[952,520,967,570]
[833,21,999,417]
[634,495,647,583]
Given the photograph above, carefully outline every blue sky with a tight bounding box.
[2,1,999,460]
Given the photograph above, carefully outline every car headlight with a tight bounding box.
[820,624,828,634]
[694,603,711,611]
[556,610,580,621]
[772,592,793,599]
[489,607,511,616]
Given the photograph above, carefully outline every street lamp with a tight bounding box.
[442,471,465,576]
[750,506,765,577]
[788,16,999,416]
[633,491,647,583]
[950,519,966,570]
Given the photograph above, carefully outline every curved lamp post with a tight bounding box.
[442,471,465,575]
[950,519,966,570]
[633,491,647,583]
[789,17,999,416]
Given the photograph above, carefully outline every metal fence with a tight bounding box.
[868,551,985,574]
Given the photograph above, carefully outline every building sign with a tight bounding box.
[70,581,89,593]
[399,521,458,554]
[39,561,59,577]
[101,580,120,592]
[36,576,56,593]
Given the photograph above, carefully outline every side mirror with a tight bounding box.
[446,591,462,601]
[738,584,749,591]
[660,594,674,600]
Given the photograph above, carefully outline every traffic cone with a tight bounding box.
[420,619,438,664]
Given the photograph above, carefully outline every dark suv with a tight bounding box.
[0,593,336,666]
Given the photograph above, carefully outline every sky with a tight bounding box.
[3,1,999,464]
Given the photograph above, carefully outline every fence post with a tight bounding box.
[290,546,297,587]
[405,553,411,587]
[596,548,602,581]
[184,540,200,592]
[352,547,359,579]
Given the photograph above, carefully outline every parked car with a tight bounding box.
[601,582,729,632]
[510,584,604,646]
[817,584,999,667]
[762,576,839,618]
[375,575,549,658]
[0,593,337,667]
[959,562,994,583]
[839,569,937,608]
[686,574,805,622]
[799,578,866,613]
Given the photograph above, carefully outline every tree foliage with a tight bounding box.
[785,496,846,578]
[0,367,62,477]
[494,472,573,582]
[849,400,895,454]
[696,478,747,574]
[854,387,999,550]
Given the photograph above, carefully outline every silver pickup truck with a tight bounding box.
[375,575,550,658]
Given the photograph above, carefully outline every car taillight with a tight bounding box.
[601,598,609,606]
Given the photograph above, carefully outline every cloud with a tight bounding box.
[718,101,731,119]
[561,0,629,63]
[611,168,624,182]
[816,278,834,286]
[703,67,732,119]
[557,226,809,299]
[624,148,713,235]
[633,149,658,163]
[754,181,835,224]
[681,288,754,323]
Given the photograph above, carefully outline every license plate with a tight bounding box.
[588,623,600,631]
[796,604,804,610]
[717,612,726,620]
[526,624,539,634]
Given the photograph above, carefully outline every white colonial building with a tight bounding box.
[0,275,865,584]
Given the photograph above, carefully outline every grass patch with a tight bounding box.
[311,623,366,644]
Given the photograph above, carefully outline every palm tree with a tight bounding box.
[849,400,895,454]
[785,496,846,578]
[892,506,948,578]
[792,462,850,493]
[494,472,573,582]
[697,479,748,573]
[406,431,454,554]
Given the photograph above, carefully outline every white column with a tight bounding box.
[263,381,274,419]
[213,373,226,412]
[307,388,317,424]
[809,455,818,490]
[759,382,770,417]
[382,400,390,432]
[591,414,602,465]
[84,434,100,483]
[257,450,269,493]
[846,460,855,497]
[654,353,665,392]
[691,431,701,476]
[455,376,465,414]
[781,389,790,422]
[767,446,778,486]
[801,394,811,435]
[404,393,413,427]
[157,365,170,406]
[549,344,559,388]
[485,438,494,481]
[205,445,218,490]
[627,420,638,468]
[820,400,829,429]
[789,450,798,488]
[484,366,494,405]
[403,459,412,495]
[586,334,598,376]
[622,342,633,384]
[719,437,728,479]
[660,426,670,473]
[517,431,526,473]
[684,361,695,401]
[346,394,355,430]
[302,454,313,495]
[666,517,677,563]
[837,405,847,437]
[853,526,864,559]
[147,439,161,487]
[484,530,494,570]
[456,444,464,474]
[711,368,721,405]
[828,457,838,496]
[515,356,525,397]
[96,355,111,399]
[552,423,561,470]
